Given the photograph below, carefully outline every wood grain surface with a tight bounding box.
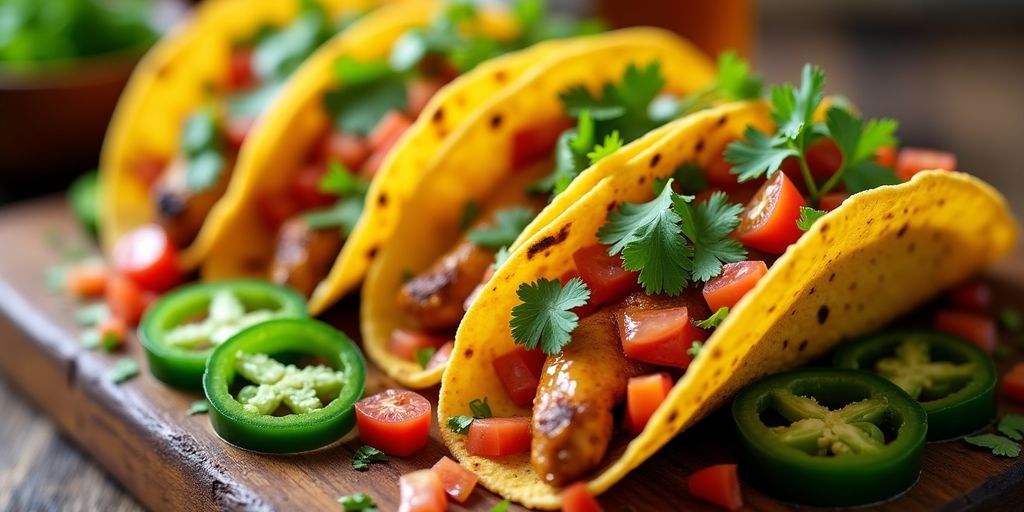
[2,197,1024,511]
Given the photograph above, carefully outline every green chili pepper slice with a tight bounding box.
[203,318,366,453]
[732,368,927,507]
[834,329,996,441]
[139,280,307,389]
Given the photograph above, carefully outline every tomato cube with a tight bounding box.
[702,261,768,312]
[617,307,706,368]
[389,329,448,363]
[561,482,602,512]
[431,456,478,503]
[626,372,673,433]
[689,464,743,511]
[466,417,531,457]
[399,469,447,512]
[493,345,548,407]
[573,244,639,307]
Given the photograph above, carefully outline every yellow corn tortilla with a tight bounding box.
[196,1,561,290]
[361,28,716,388]
[438,101,1019,509]
[99,0,385,267]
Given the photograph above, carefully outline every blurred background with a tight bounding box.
[1,0,1022,509]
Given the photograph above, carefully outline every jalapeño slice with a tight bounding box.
[834,330,996,441]
[139,280,307,389]
[204,318,366,453]
[732,369,927,507]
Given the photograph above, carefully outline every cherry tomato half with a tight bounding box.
[399,469,447,512]
[736,172,807,254]
[431,456,478,503]
[466,417,531,458]
[355,389,431,456]
[112,224,183,292]
[702,260,768,312]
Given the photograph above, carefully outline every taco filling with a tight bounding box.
[468,64,963,486]
[136,0,361,250]
[251,1,597,296]
[389,53,759,367]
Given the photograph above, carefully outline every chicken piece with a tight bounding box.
[269,218,344,297]
[531,291,709,485]
[151,155,231,248]
[397,241,495,331]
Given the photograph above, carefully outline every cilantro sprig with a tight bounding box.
[659,51,763,119]
[338,492,378,511]
[963,414,1024,458]
[351,445,388,471]
[304,162,371,235]
[509,277,590,354]
[468,207,536,249]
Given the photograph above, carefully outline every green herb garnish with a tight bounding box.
[999,308,1023,332]
[687,341,704,358]
[188,400,210,416]
[108,358,139,384]
[448,415,474,434]
[470,397,493,419]
[965,433,1020,458]
[351,445,388,471]
[338,492,378,511]
[509,277,590,354]
[998,414,1024,441]
[415,347,437,369]
[694,307,729,329]
[468,207,536,249]
[796,206,827,232]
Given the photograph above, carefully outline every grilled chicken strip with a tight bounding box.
[269,217,344,297]
[152,156,231,248]
[531,291,710,486]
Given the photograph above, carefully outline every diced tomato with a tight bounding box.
[510,117,573,169]
[805,138,842,180]
[561,482,602,512]
[106,274,149,326]
[66,263,108,298]
[111,225,183,293]
[97,316,126,351]
[573,244,640,307]
[626,372,673,433]
[934,309,997,354]
[947,280,992,313]
[1002,364,1024,403]
[368,110,413,152]
[818,192,849,212]
[493,345,547,407]
[389,329,448,363]
[225,116,256,149]
[426,341,454,370]
[355,389,431,456]
[398,469,447,512]
[705,154,740,188]
[466,417,531,457]
[323,131,371,171]
[689,464,743,511]
[289,163,334,209]
[227,47,255,91]
[133,156,166,189]
[875,145,897,168]
[407,78,443,117]
[736,172,807,254]
[256,193,301,231]
[702,261,768,312]
[895,147,956,181]
[617,307,706,368]
[431,456,478,503]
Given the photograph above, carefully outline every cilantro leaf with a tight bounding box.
[490,500,511,512]
[252,3,329,81]
[415,347,436,369]
[323,65,407,136]
[687,341,704,358]
[319,161,370,198]
[351,445,388,471]
[75,303,109,327]
[334,56,394,86]
[560,85,626,120]
[560,61,665,141]
[840,160,900,194]
[587,131,623,165]
[470,397,493,419]
[716,51,763,101]
[188,400,209,416]
[772,64,825,142]
[675,192,746,282]
[797,206,827,232]
[491,246,511,272]
[460,201,480,231]
[1000,308,1023,332]
[826,107,898,165]
[448,415,474,434]
[998,414,1024,441]
[653,162,708,196]
[965,433,1020,458]
[694,307,729,329]
[338,492,378,511]
[724,127,797,183]
[510,277,590,354]
[108,358,139,384]
[468,207,535,249]
[304,198,363,236]
[599,181,691,295]
[81,329,101,350]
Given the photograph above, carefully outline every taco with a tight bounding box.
[194,0,599,299]
[99,0,387,266]
[436,67,1018,508]
[362,29,731,388]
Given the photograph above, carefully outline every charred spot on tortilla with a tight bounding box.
[829,272,836,282]
[717,114,728,127]
[606,201,618,212]
[464,348,473,359]
[694,139,704,153]
[808,287,815,295]
[817,305,830,325]
[768,304,776,313]
[798,340,809,352]
[378,194,388,207]
[495,70,507,83]
[908,242,916,253]
[366,246,378,259]
[883,212,894,220]
[432,108,444,123]
[819,223,829,234]
[897,223,909,238]
[667,410,678,423]
[638,176,646,185]
[649,153,661,168]
[490,113,503,129]
[939,198,946,206]
[527,224,571,259]
[782,339,789,349]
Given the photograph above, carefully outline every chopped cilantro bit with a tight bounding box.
[234,352,345,415]
[415,347,436,369]
[338,492,378,511]
[108,358,139,384]
[490,500,511,512]
[1000,308,1023,332]
[964,433,1020,458]
[694,307,729,329]
[324,58,407,136]
[181,108,226,193]
[999,414,1024,441]
[467,207,535,249]
[586,131,623,165]
[460,201,481,231]
[252,2,330,81]
[510,277,590,355]
[491,246,511,272]
[470,397,493,419]
[188,400,210,416]
[44,264,68,291]
[676,192,746,282]
[714,51,763,102]
[687,341,704,358]
[319,161,370,198]
[304,198,364,236]
[796,206,827,232]
[531,110,595,196]
[448,415,474,434]
[81,329,101,350]
[352,445,388,471]
[75,303,109,327]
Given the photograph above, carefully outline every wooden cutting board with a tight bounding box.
[2,197,1023,512]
